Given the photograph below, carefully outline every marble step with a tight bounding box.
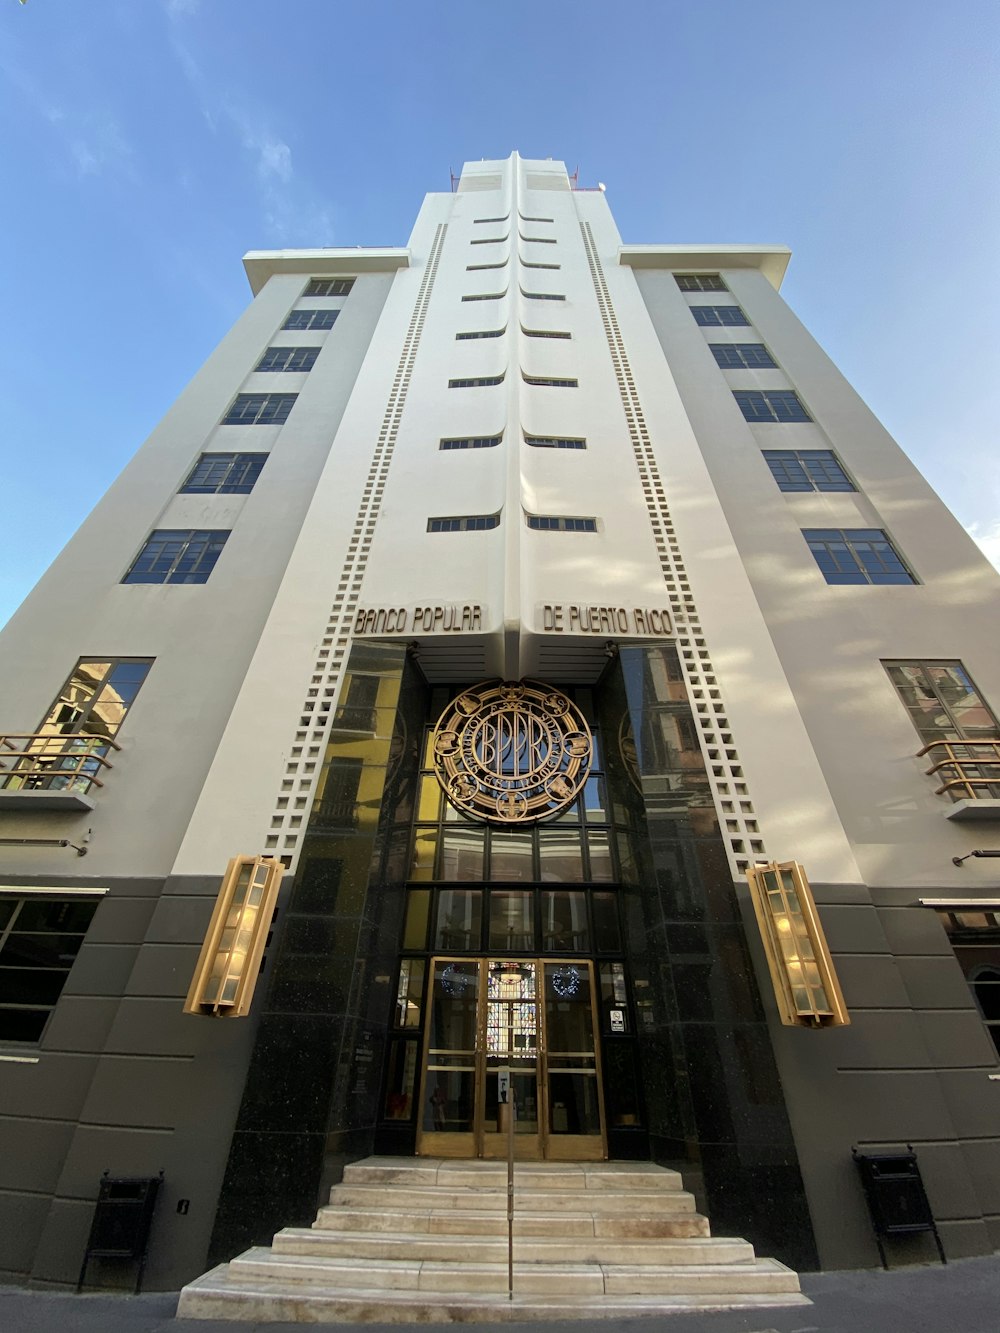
[329,1183,700,1214]
[313,1205,711,1239]
[342,1159,686,1191]
[273,1226,753,1266]
[178,1265,811,1323]
[227,1250,802,1298]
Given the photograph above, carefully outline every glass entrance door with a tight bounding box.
[417,957,606,1160]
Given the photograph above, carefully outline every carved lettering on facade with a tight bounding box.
[539,605,673,636]
[353,604,484,636]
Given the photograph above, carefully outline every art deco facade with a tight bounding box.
[2,154,1000,1291]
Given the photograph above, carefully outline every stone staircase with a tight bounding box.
[177,1157,809,1322]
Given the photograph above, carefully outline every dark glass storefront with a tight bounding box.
[209,641,817,1271]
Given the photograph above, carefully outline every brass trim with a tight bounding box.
[746,861,850,1028]
[183,856,282,1018]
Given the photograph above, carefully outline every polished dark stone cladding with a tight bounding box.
[612,647,818,1271]
[209,644,420,1266]
[0,870,271,1292]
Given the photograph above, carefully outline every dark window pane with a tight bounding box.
[592,893,621,952]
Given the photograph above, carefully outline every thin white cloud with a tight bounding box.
[967,521,1000,573]
[164,0,200,17]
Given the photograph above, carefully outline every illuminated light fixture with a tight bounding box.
[183,856,282,1017]
[746,861,850,1028]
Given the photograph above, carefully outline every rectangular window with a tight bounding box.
[466,262,507,272]
[303,278,354,297]
[676,274,727,292]
[455,330,505,340]
[522,328,571,339]
[222,393,296,426]
[519,234,557,244]
[474,216,508,224]
[527,515,597,532]
[123,530,229,584]
[439,436,502,450]
[735,390,811,423]
[282,309,338,331]
[803,529,914,585]
[692,305,750,327]
[254,346,319,373]
[448,376,504,388]
[884,662,999,744]
[763,450,854,493]
[521,290,565,301]
[470,235,508,244]
[461,292,506,302]
[0,895,101,1042]
[936,910,1000,1058]
[710,343,777,369]
[180,453,267,495]
[521,261,560,270]
[523,375,578,388]
[427,514,500,532]
[0,660,153,796]
[524,435,586,450]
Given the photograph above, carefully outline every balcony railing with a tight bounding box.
[919,738,1000,812]
[0,732,120,806]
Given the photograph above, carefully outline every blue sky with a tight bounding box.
[1,0,998,628]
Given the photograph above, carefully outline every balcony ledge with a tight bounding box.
[0,790,95,812]
[945,799,1000,822]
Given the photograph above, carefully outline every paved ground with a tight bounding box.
[3,1256,1000,1333]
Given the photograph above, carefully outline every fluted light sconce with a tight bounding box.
[746,861,850,1028]
[183,855,282,1017]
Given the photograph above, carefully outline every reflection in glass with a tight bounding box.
[434,890,482,951]
[384,1039,419,1119]
[440,826,485,880]
[395,958,425,1027]
[538,832,584,882]
[410,827,437,880]
[542,891,589,952]
[592,894,621,952]
[587,831,613,882]
[425,958,479,1133]
[403,891,430,950]
[489,893,534,951]
[489,830,533,880]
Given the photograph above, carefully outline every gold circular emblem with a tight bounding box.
[432,679,593,824]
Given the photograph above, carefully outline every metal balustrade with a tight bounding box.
[0,732,119,794]
[919,738,1000,802]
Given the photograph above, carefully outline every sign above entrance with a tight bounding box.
[432,680,593,825]
[538,605,673,636]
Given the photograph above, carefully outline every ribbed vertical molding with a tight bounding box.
[265,224,449,866]
[578,219,766,876]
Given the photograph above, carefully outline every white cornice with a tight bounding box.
[618,244,791,289]
[243,248,410,295]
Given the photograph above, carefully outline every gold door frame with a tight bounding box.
[416,957,607,1161]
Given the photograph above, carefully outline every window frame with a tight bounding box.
[179,452,267,496]
[282,308,339,331]
[762,449,854,493]
[709,343,777,370]
[802,528,915,586]
[253,345,320,373]
[691,305,751,327]
[427,514,501,533]
[526,515,598,532]
[734,389,811,423]
[221,393,297,426]
[122,530,230,585]
[676,273,728,293]
[0,891,104,1044]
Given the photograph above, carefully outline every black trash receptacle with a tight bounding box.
[852,1146,945,1269]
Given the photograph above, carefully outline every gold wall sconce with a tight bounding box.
[746,860,849,1028]
[183,855,282,1017]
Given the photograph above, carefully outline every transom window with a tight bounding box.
[222,393,296,426]
[123,530,229,584]
[523,374,578,388]
[282,309,338,331]
[527,515,597,532]
[691,305,750,327]
[524,435,586,450]
[455,329,505,340]
[303,278,354,297]
[735,390,811,423]
[763,450,853,492]
[439,436,502,450]
[803,529,914,585]
[676,274,727,292]
[427,514,500,532]
[448,376,504,388]
[180,453,266,495]
[254,346,319,373]
[710,343,777,369]
[0,895,101,1042]
[884,662,998,744]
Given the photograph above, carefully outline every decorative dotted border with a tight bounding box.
[264,223,450,868]
[579,220,766,876]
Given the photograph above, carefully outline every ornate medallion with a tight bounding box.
[432,679,592,824]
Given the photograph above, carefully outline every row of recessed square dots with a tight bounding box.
[579,218,765,872]
[268,223,449,865]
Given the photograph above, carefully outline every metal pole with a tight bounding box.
[507,1084,514,1301]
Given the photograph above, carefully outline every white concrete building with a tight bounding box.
[2,154,1000,1300]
